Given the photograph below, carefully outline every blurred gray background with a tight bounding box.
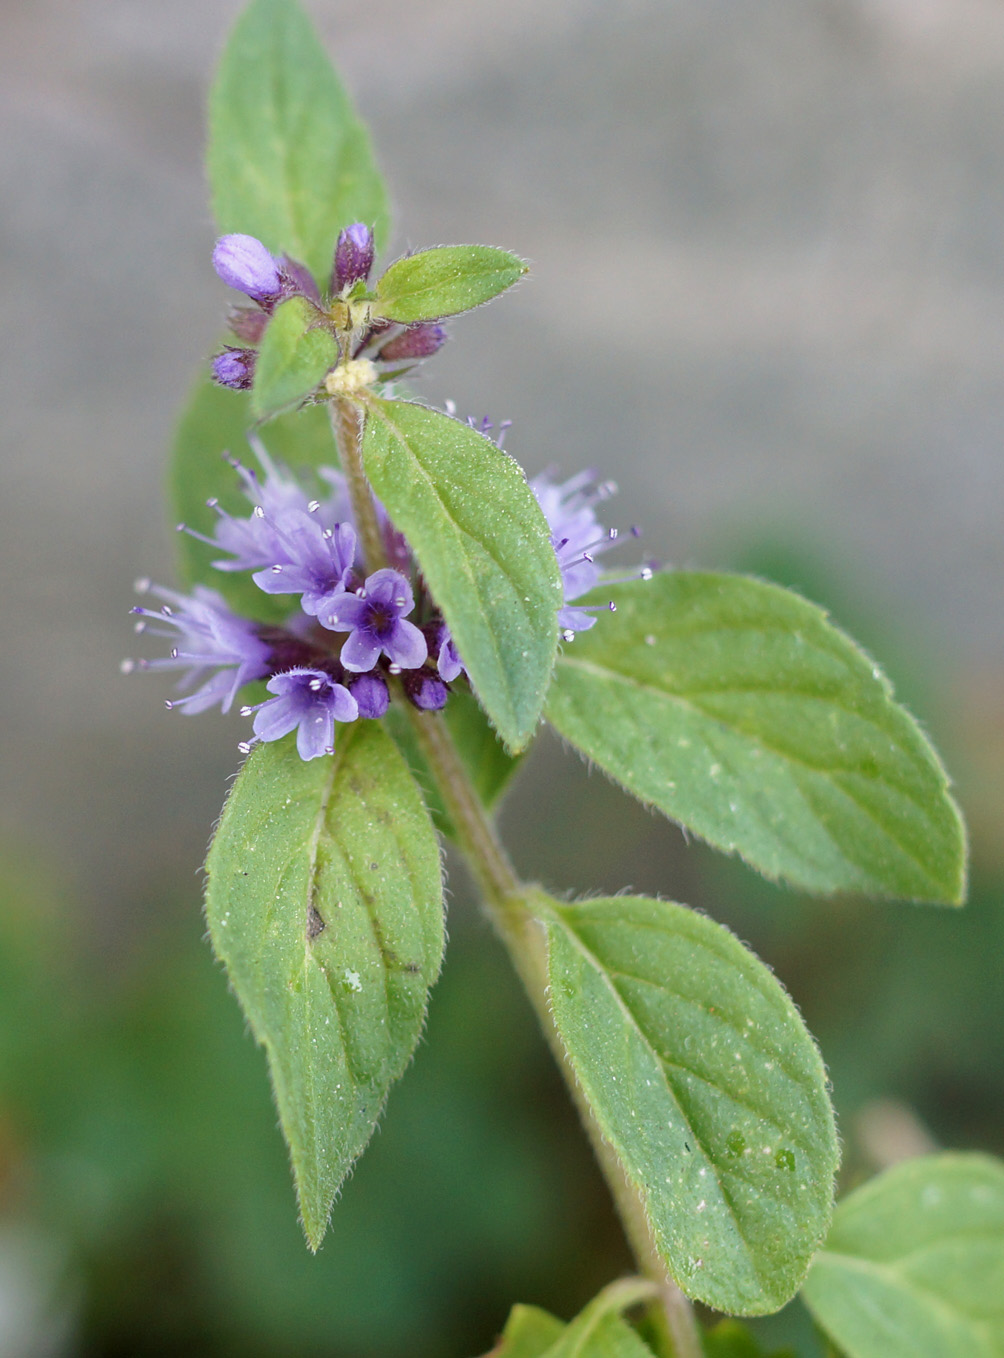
[2,0,1003,922]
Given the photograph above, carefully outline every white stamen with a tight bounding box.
[640,566,653,580]
[388,664,401,675]
[561,629,575,642]
[237,741,252,754]
[307,500,320,513]
[120,659,135,674]
[253,505,265,518]
[133,577,151,594]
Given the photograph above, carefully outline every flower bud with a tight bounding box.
[212,234,282,304]
[332,223,375,293]
[279,254,322,305]
[228,306,268,345]
[349,672,390,719]
[212,347,256,391]
[403,669,448,711]
[378,324,447,363]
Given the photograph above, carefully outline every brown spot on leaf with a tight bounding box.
[307,903,326,941]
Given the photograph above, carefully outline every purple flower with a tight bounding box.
[242,669,358,761]
[251,512,357,617]
[278,254,322,305]
[212,347,256,391]
[323,569,428,672]
[403,670,448,711]
[212,234,283,305]
[531,470,621,635]
[127,582,270,713]
[348,672,390,719]
[378,324,447,362]
[181,441,352,574]
[431,623,465,683]
[332,223,375,292]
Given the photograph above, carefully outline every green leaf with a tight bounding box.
[251,296,336,421]
[204,725,444,1249]
[484,1304,566,1358]
[802,1154,1004,1358]
[543,894,839,1315]
[363,398,562,751]
[385,688,523,842]
[539,1280,658,1358]
[545,573,966,903]
[209,0,390,284]
[169,375,335,621]
[373,245,527,323]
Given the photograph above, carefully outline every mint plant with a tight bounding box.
[126,1,1003,1354]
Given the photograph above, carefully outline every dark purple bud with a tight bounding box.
[212,347,256,391]
[212,234,282,304]
[228,305,268,345]
[403,669,448,712]
[332,222,375,292]
[349,672,390,719]
[378,324,447,363]
[279,254,322,305]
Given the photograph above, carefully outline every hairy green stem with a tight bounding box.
[334,398,702,1358]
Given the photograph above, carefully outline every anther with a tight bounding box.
[270,565,283,574]
[164,700,175,710]
[253,505,265,519]
[133,577,151,594]
[206,497,219,509]
[176,522,186,532]
[640,566,653,580]
[561,629,575,642]
[309,678,323,691]
[239,706,253,717]
[237,741,252,755]
[307,500,320,513]
[388,663,402,675]
[170,647,179,659]
[120,659,135,674]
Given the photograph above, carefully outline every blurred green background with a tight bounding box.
[3,0,1003,1353]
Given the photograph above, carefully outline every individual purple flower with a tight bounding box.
[403,670,448,711]
[323,568,428,672]
[429,622,465,683]
[348,672,390,719]
[332,222,375,292]
[531,470,623,635]
[212,233,283,305]
[378,324,447,362]
[212,346,256,391]
[251,512,357,617]
[241,668,358,761]
[180,441,351,574]
[127,582,270,714]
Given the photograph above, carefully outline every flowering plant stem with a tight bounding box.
[333,389,703,1358]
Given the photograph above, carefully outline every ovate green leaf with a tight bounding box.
[251,296,336,421]
[363,398,562,751]
[169,375,335,621]
[546,573,966,902]
[204,725,444,1249]
[538,1279,658,1358]
[209,0,390,283]
[803,1153,1004,1358]
[544,894,839,1315]
[483,1304,565,1358]
[373,245,527,323]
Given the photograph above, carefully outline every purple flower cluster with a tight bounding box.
[209,224,448,395]
[130,413,641,759]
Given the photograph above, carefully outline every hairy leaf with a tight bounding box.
[373,245,527,323]
[170,375,335,621]
[803,1153,1004,1358]
[251,297,336,421]
[544,894,839,1314]
[363,398,562,751]
[204,726,444,1249]
[546,573,966,902]
[209,0,389,284]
